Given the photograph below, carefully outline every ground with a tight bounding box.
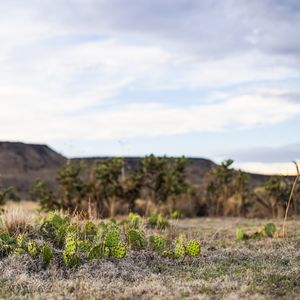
[0,216,299,300]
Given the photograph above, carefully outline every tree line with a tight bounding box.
[1,155,299,218]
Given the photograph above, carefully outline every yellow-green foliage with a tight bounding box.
[174,234,186,258]
[27,240,39,257]
[149,235,167,252]
[236,223,277,240]
[105,230,120,248]
[186,240,201,257]
[41,243,53,264]
[147,213,170,229]
[111,243,127,259]
[63,225,82,267]
[128,213,142,229]
[236,228,249,240]
[127,229,145,249]
[264,223,277,237]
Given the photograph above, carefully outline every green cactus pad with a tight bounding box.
[111,243,126,259]
[105,230,120,248]
[264,223,277,237]
[174,243,186,258]
[41,243,53,264]
[186,240,201,257]
[27,240,39,257]
[149,235,167,252]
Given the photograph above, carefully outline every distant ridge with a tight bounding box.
[0,142,66,198]
[0,141,269,199]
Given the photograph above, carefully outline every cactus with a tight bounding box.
[174,243,186,259]
[149,235,167,252]
[41,243,53,264]
[128,213,142,229]
[84,220,97,240]
[105,230,120,248]
[236,228,249,240]
[27,240,39,257]
[186,240,201,257]
[111,243,126,259]
[127,229,145,249]
[63,225,81,267]
[264,223,276,237]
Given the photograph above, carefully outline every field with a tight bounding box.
[0,212,299,300]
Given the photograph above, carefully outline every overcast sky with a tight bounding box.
[0,0,300,174]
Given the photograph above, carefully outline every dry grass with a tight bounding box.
[0,216,299,299]
[0,207,34,235]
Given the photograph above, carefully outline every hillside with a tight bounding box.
[0,142,66,198]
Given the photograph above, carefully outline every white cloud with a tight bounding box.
[0,0,299,176]
[1,87,300,143]
[235,160,300,175]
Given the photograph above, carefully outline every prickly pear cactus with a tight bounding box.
[27,240,39,257]
[105,230,120,248]
[236,228,248,240]
[111,243,126,259]
[186,240,201,257]
[264,223,276,237]
[63,225,81,267]
[128,213,142,229]
[149,235,167,252]
[14,234,26,256]
[174,243,186,259]
[127,229,145,249]
[41,243,53,264]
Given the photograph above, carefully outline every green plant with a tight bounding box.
[186,240,201,257]
[170,210,184,219]
[104,229,120,248]
[63,225,82,267]
[41,243,53,264]
[0,232,15,257]
[13,234,26,255]
[127,229,145,249]
[27,240,39,257]
[264,223,277,237]
[149,235,167,252]
[147,212,170,229]
[236,228,249,240]
[111,242,126,259]
[128,213,142,229]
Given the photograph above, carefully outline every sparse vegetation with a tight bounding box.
[0,213,299,299]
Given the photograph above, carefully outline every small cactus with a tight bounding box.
[236,228,249,240]
[186,240,201,257]
[174,243,186,259]
[149,235,167,252]
[105,230,120,248]
[27,240,39,257]
[41,243,53,264]
[111,243,126,259]
[127,229,145,248]
[264,223,276,237]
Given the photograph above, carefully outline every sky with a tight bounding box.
[0,0,300,175]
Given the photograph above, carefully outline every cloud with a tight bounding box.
[32,0,300,59]
[0,0,300,173]
[1,86,300,143]
[234,160,300,176]
[228,143,300,163]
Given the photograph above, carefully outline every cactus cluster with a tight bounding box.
[0,212,202,268]
[236,223,278,241]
